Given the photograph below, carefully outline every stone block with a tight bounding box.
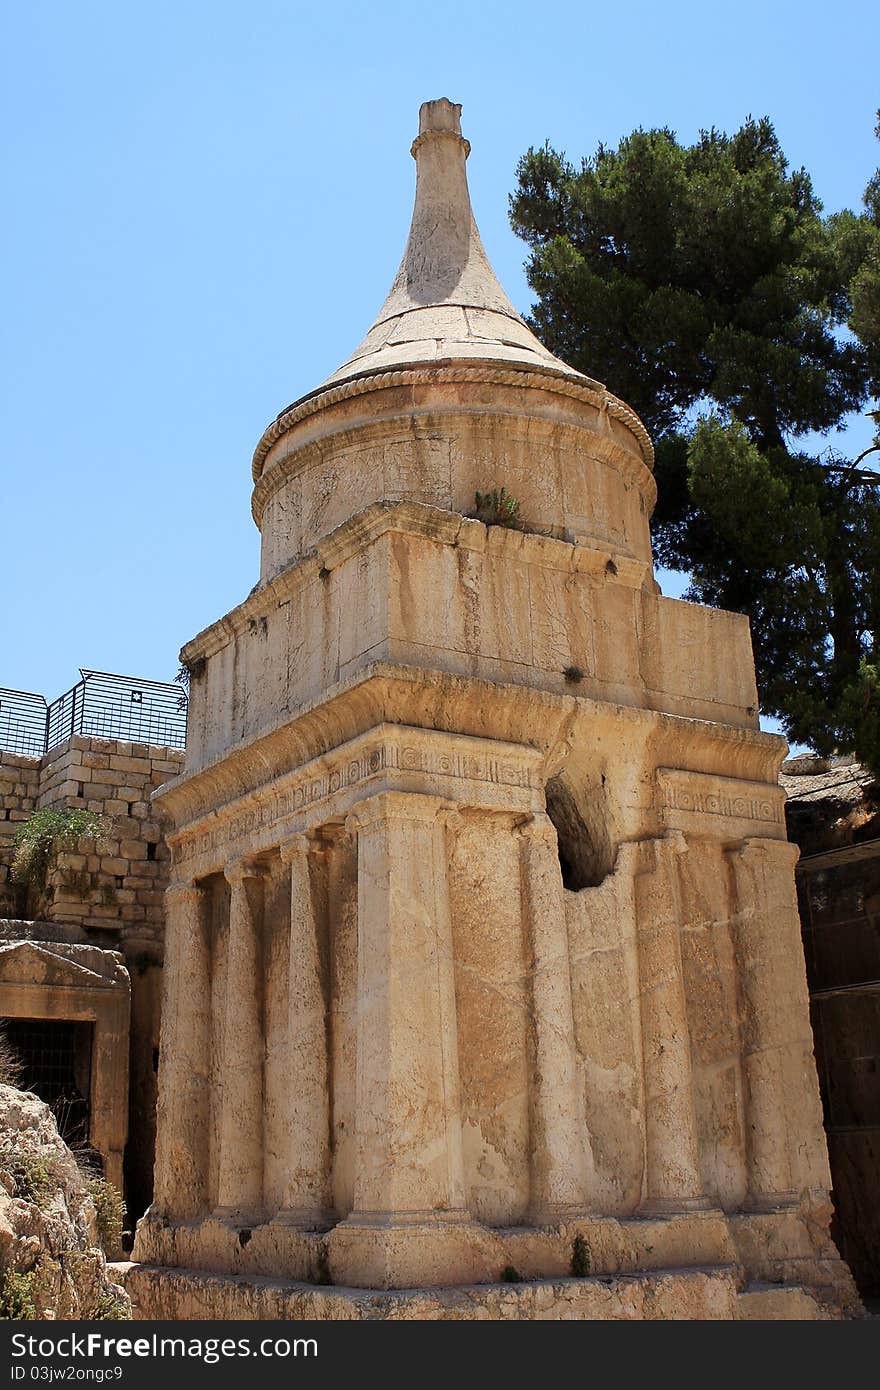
[109,756,153,775]
[101,857,129,877]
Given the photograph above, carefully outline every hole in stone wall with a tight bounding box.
[545,773,614,891]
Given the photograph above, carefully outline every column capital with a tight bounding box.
[165,880,205,907]
[345,790,456,834]
[727,837,800,870]
[224,856,270,886]
[516,812,558,847]
[279,833,322,866]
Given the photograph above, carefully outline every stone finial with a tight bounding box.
[417,98,463,138]
[284,97,592,402]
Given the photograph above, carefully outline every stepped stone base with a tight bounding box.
[120,1206,861,1321]
[116,1261,850,1321]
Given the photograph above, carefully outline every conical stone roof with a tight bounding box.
[253,99,652,482]
[316,98,593,393]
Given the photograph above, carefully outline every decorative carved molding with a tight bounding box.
[251,363,654,481]
[656,767,785,839]
[251,400,656,527]
[171,724,543,868]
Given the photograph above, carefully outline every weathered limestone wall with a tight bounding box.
[0,734,184,1222]
[0,752,40,915]
[36,735,182,942]
[183,505,758,775]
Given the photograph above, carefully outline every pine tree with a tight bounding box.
[511,115,880,770]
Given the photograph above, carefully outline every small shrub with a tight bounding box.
[500,1265,522,1283]
[91,1291,129,1320]
[313,1248,332,1286]
[3,1151,54,1207]
[12,809,109,895]
[570,1234,592,1277]
[0,1269,37,1319]
[474,487,522,529]
[87,1178,126,1254]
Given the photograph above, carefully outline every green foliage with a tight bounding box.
[500,1265,522,1283]
[91,1291,130,1320]
[175,657,205,688]
[0,1269,37,1319]
[3,1151,54,1207]
[474,487,522,529]
[11,808,108,894]
[86,1177,126,1254]
[511,114,880,770]
[570,1234,592,1277]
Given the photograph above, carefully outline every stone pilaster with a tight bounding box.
[518,813,594,1218]
[216,859,266,1220]
[346,791,465,1218]
[327,792,497,1288]
[152,880,211,1220]
[727,837,828,1209]
[278,834,331,1227]
[635,833,707,1212]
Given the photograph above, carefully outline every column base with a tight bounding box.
[526,1204,597,1227]
[274,1206,336,1232]
[326,1212,504,1289]
[637,1196,714,1216]
[211,1205,265,1228]
[741,1191,800,1213]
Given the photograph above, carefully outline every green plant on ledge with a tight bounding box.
[11,808,109,897]
[1,1150,54,1207]
[473,487,522,530]
[86,1176,127,1255]
[0,1269,38,1319]
[91,1290,129,1320]
[570,1233,592,1277]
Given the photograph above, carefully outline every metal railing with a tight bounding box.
[0,670,187,758]
[0,688,48,758]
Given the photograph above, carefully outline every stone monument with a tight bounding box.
[128,100,858,1319]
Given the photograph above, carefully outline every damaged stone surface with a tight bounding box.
[0,1084,130,1319]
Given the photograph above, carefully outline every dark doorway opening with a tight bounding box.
[5,1017,94,1150]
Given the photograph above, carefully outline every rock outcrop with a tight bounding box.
[0,1084,129,1319]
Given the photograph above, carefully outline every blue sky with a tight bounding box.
[2,1,878,735]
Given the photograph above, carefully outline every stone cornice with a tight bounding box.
[251,363,654,483]
[180,501,651,666]
[167,724,545,872]
[156,661,787,832]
